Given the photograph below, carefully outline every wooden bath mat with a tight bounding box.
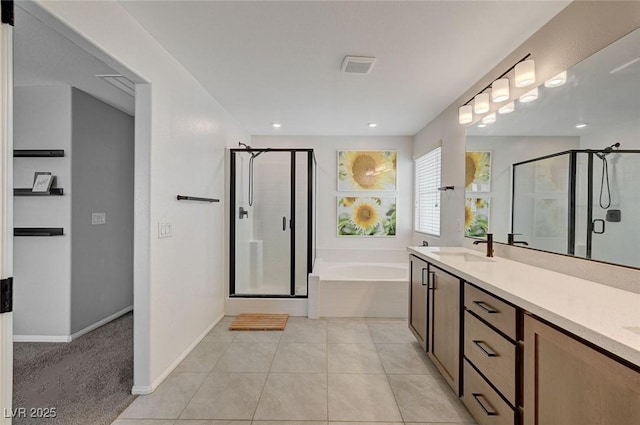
[229,313,289,331]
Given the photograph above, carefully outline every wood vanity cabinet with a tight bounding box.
[408,255,429,350]
[523,315,640,425]
[462,283,521,425]
[428,265,462,394]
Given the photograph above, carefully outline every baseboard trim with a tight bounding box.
[13,335,72,343]
[131,313,224,395]
[70,305,133,341]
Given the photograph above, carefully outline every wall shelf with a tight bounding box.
[14,227,64,237]
[14,149,65,158]
[14,188,64,196]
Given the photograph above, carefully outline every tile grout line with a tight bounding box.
[250,327,283,422]
[174,319,237,421]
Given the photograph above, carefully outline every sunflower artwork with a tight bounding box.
[337,197,396,237]
[465,197,490,237]
[465,151,491,192]
[337,150,397,191]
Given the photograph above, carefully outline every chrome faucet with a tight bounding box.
[473,233,494,257]
[507,233,529,246]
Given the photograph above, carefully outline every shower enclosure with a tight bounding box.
[512,149,640,268]
[229,148,317,297]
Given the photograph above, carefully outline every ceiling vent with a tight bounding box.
[96,74,135,96]
[341,56,376,74]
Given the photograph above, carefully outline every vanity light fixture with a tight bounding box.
[545,70,567,87]
[498,101,515,114]
[481,113,497,125]
[458,54,531,125]
[491,78,510,102]
[368,122,378,128]
[474,93,490,114]
[515,59,536,87]
[575,123,589,129]
[458,105,473,124]
[272,123,282,128]
[519,87,539,103]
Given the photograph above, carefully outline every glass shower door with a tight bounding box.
[233,150,291,296]
[588,151,640,268]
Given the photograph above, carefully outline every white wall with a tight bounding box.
[70,88,134,334]
[253,136,414,259]
[32,0,249,391]
[466,136,579,244]
[13,86,72,339]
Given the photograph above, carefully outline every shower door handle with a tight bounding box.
[282,216,286,231]
[592,219,605,234]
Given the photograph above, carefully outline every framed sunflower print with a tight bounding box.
[465,151,491,192]
[337,196,396,237]
[465,197,490,237]
[337,150,397,191]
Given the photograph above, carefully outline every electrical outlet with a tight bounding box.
[91,213,106,225]
[158,222,173,238]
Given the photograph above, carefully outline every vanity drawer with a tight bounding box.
[463,360,516,425]
[465,284,516,339]
[464,310,516,404]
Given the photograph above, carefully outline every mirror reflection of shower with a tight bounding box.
[595,142,620,209]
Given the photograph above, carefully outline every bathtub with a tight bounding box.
[308,259,409,318]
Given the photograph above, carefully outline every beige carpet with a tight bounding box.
[12,312,135,425]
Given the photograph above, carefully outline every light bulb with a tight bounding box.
[491,78,510,102]
[498,101,515,114]
[519,87,539,103]
[482,113,496,124]
[545,70,567,87]
[458,105,473,124]
[515,59,536,87]
[474,93,490,114]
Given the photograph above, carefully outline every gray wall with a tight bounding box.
[13,86,72,338]
[71,88,134,334]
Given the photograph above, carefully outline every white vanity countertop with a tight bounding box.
[407,246,640,367]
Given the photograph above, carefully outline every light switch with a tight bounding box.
[158,222,173,238]
[91,213,106,225]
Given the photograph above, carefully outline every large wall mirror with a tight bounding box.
[465,27,640,269]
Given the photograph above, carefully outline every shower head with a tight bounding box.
[238,142,251,149]
[596,142,621,159]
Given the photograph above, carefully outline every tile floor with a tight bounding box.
[112,317,476,425]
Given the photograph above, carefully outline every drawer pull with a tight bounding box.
[473,300,499,314]
[473,340,499,357]
[472,393,498,416]
[421,268,428,286]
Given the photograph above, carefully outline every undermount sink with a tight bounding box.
[436,252,496,263]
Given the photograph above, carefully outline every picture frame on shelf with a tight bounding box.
[32,172,54,193]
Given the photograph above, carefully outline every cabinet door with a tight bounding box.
[524,315,640,425]
[429,266,461,393]
[408,255,428,350]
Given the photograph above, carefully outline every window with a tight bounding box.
[414,147,441,236]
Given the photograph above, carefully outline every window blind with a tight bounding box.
[414,147,441,236]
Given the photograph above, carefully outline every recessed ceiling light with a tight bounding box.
[368,123,377,128]
[477,123,487,128]
[272,123,281,128]
[575,123,589,129]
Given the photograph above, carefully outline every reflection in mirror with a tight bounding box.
[465,27,640,269]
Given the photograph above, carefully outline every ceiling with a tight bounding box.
[118,0,569,136]
[15,5,135,115]
[467,27,640,138]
